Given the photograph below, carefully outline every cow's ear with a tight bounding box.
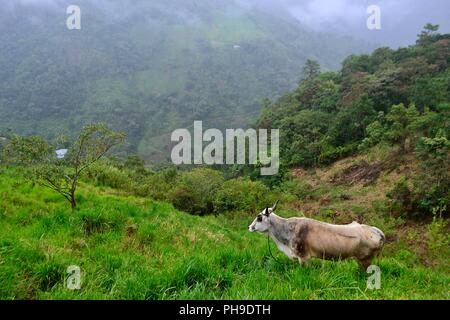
[264,207,270,216]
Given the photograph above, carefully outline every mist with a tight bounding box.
[239,0,450,47]
[2,0,449,47]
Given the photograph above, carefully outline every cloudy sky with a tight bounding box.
[3,0,449,47]
[260,0,450,47]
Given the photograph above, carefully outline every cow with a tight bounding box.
[248,202,385,269]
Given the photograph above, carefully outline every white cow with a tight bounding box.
[249,202,385,268]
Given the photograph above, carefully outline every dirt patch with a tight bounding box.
[292,168,322,188]
[330,159,399,186]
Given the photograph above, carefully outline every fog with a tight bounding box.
[242,0,450,47]
[2,0,449,47]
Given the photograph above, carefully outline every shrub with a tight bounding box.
[426,206,450,266]
[414,131,450,216]
[85,162,132,190]
[278,179,316,200]
[386,177,414,217]
[143,168,179,200]
[168,168,224,215]
[359,119,384,150]
[318,142,358,165]
[213,177,271,213]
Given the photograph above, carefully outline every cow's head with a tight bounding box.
[248,201,278,233]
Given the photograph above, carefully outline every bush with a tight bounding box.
[318,142,358,165]
[386,177,414,217]
[168,168,224,215]
[213,177,271,213]
[84,162,132,190]
[359,119,384,150]
[414,131,450,216]
[278,179,316,200]
[141,168,178,200]
[427,207,449,257]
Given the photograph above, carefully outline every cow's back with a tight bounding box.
[289,218,383,260]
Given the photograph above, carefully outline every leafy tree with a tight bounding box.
[414,130,450,215]
[4,124,125,209]
[122,154,148,175]
[417,23,440,46]
[413,72,450,110]
[3,136,52,165]
[295,72,340,112]
[302,59,321,80]
[279,110,332,166]
[371,47,394,68]
[359,116,385,150]
[384,103,419,152]
[342,54,373,76]
[329,94,376,146]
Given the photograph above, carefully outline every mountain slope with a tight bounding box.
[0,0,372,161]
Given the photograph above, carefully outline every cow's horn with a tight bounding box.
[272,200,279,211]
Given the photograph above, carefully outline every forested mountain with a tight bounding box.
[253,25,449,216]
[0,0,372,161]
[257,25,449,168]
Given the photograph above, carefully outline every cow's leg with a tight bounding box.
[297,255,310,266]
[358,257,372,270]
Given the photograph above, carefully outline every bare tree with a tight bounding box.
[4,123,125,209]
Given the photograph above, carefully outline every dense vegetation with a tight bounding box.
[252,24,450,217]
[0,0,370,162]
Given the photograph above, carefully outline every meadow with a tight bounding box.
[0,167,448,300]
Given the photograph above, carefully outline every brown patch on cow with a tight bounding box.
[292,224,309,258]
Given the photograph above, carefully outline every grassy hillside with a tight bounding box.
[0,166,448,300]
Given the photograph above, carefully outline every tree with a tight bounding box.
[4,123,125,209]
[417,23,440,46]
[385,103,419,152]
[302,59,320,80]
[295,72,340,112]
[414,130,450,215]
[329,94,376,146]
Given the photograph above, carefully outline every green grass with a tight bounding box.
[0,168,448,300]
